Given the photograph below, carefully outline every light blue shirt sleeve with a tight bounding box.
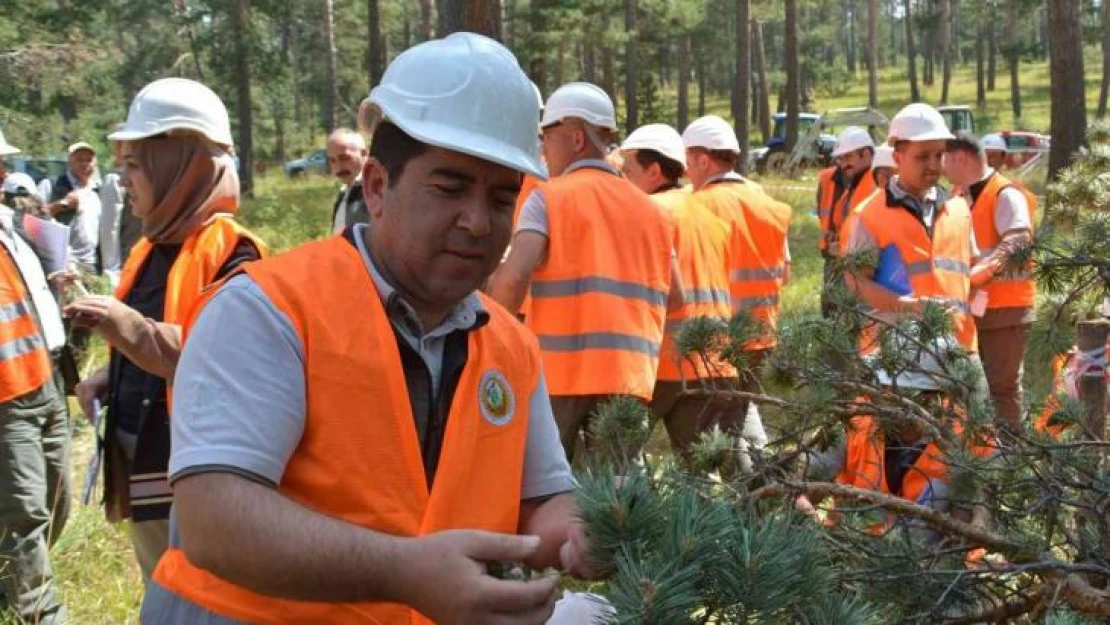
[169,275,307,485]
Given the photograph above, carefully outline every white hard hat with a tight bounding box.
[888,103,954,143]
[0,128,19,157]
[109,78,234,147]
[2,172,36,196]
[682,115,740,153]
[981,133,1007,152]
[831,126,875,157]
[621,123,687,169]
[874,335,961,391]
[540,82,617,132]
[873,145,897,169]
[67,142,95,155]
[360,32,546,181]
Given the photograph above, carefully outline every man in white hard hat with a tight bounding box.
[489,82,680,461]
[682,115,790,466]
[327,128,370,233]
[944,131,1036,430]
[41,142,102,273]
[143,33,591,625]
[981,133,1008,170]
[0,134,71,624]
[819,127,878,316]
[620,124,734,454]
[845,103,982,369]
[871,145,898,189]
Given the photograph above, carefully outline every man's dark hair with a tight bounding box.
[945,131,984,159]
[688,147,738,169]
[633,149,684,183]
[370,121,428,187]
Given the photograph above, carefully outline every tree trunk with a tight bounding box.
[987,2,996,91]
[753,19,771,143]
[736,0,751,173]
[602,36,617,111]
[976,5,986,109]
[583,42,597,84]
[696,34,707,118]
[555,38,566,86]
[420,0,433,40]
[784,0,799,152]
[1007,0,1021,123]
[846,0,857,73]
[903,0,920,101]
[234,0,254,195]
[678,34,690,130]
[438,0,501,39]
[866,0,878,108]
[939,0,951,104]
[323,0,339,132]
[1098,0,1110,119]
[368,0,383,88]
[1046,0,1086,181]
[624,0,638,133]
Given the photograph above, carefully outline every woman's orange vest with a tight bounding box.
[820,170,876,256]
[651,187,737,383]
[969,172,1036,310]
[856,190,977,353]
[152,236,539,624]
[0,248,52,403]
[693,180,792,351]
[528,167,673,400]
[115,215,267,403]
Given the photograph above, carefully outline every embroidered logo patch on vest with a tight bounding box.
[479,370,515,426]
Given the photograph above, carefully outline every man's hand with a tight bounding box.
[75,366,108,425]
[794,494,819,520]
[402,530,559,625]
[64,295,121,330]
[558,518,600,580]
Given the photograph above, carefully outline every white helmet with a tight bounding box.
[887,103,954,143]
[109,78,233,147]
[682,115,740,153]
[874,335,961,391]
[360,32,546,180]
[0,128,19,157]
[831,126,875,157]
[540,82,617,132]
[981,133,1007,152]
[2,172,36,196]
[873,145,897,169]
[621,124,686,169]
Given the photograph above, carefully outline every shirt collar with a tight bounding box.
[351,224,489,337]
[565,158,620,176]
[889,176,939,208]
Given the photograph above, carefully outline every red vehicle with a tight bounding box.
[998,131,1050,169]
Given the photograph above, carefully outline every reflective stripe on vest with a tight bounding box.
[0,248,52,403]
[970,172,1036,309]
[152,236,539,625]
[651,188,737,382]
[528,168,672,399]
[857,192,977,353]
[693,180,792,351]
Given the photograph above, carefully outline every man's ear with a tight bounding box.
[363,158,388,218]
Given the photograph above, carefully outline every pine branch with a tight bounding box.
[941,586,1047,625]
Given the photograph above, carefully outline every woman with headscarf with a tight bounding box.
[66,78,267,580]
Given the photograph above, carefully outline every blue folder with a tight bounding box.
[874,244,913,296]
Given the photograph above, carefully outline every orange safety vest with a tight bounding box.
[856,190,977,353]
[528,167,673,400]
[969,171,1036,310]
[820,169,876,256]
[1034,353,1071,438]
[153,236,539,625]
[834,414,993,533]
[816,167,839,253]
[693,179,792,350]
[0,248,52,403]
[652,187,737,383]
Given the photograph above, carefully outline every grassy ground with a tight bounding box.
[29,51,1094,621]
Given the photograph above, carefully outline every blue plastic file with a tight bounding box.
[874,244,913,296]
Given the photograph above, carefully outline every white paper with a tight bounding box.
[21,214,70,275]
[970,290,989,318]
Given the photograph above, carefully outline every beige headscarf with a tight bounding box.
[131,134,240,243]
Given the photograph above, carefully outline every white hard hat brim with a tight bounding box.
[831,143,874,157]
[364,103,548,181]
[0,145,19,157]
[108,120,234,147]
[893,129,955,143]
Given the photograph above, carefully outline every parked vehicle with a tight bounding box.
[283,148,328,178]
[754,107,888,175]
[999,130,1050,169]
[938,105,976,134]
[2,155,67,184]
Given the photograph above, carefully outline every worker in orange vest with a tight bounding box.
[682,115,791,464]
[839,145,898,252]
[944,131,1037,431]
[619,123,737,453]
[1034,344,1108,437]
[142,34,592,625]
[845,104,982,368]
[820,127,877,316]
[795,336,994,543]
[489,82,681,461]
[0,133,71,624]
